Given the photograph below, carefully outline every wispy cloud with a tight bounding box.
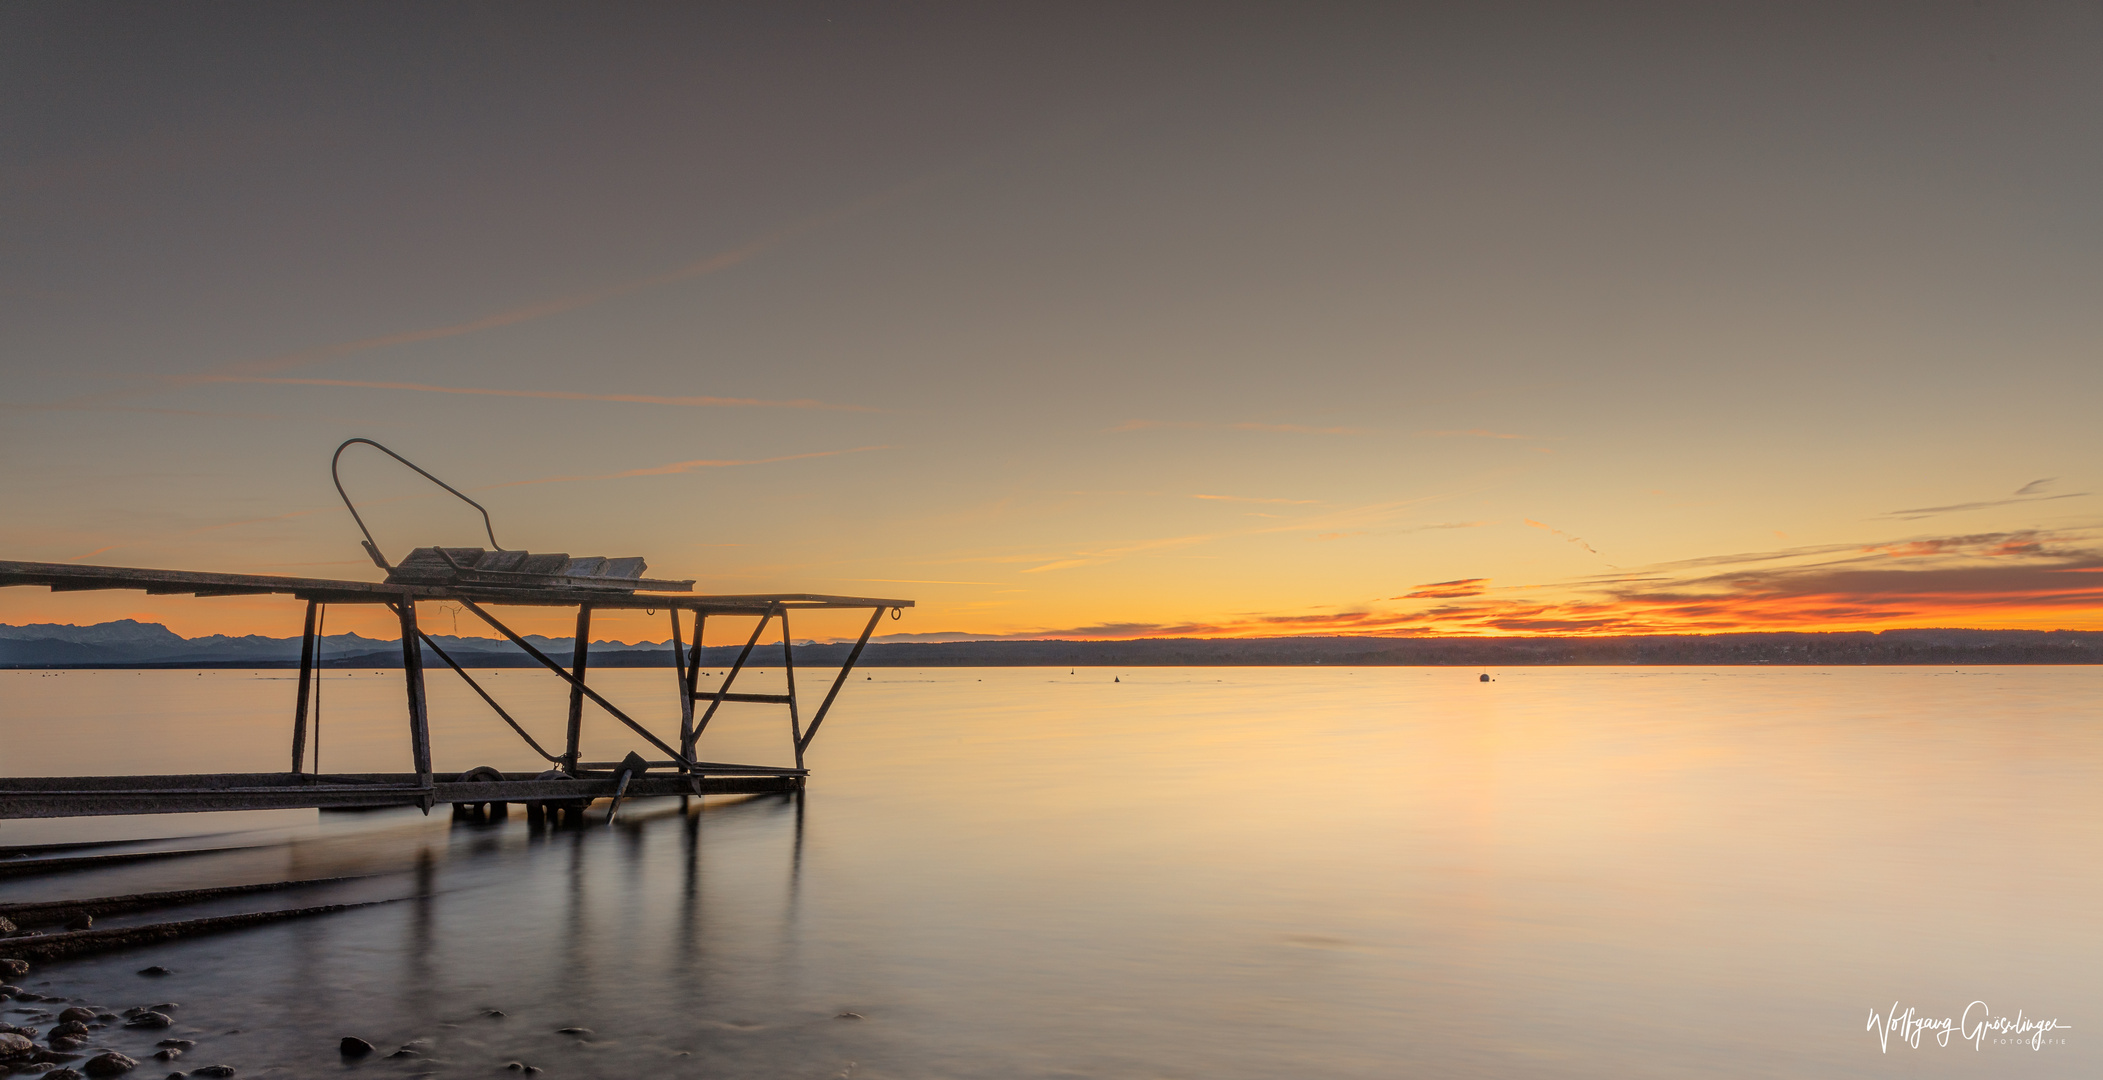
[0,402,280,420]
[839,577,1004,586]
[56,448,888,563]
[491,446,890,488]
[1524,518,1601,557]
[1192,493,1318,505]
[1400,520,1495,533]
[1111,420,1361,435]
[1883,478,2089,520]
[186,377,872,412]
[219,182,933,380]
[61,502,357,563]
[922,487,1472,585]
[1416,428,1531,439]
[1392,528,2103,635]
[1397,578,1490,599]
[26,173,942,414]
[978,526,2103,639]
[1018,533,1220,574]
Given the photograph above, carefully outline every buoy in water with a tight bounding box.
[1479,674,1490,682]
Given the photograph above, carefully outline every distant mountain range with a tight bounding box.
[0,619,673,668]
[4,621,2102,667]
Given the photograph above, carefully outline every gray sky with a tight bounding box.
[5,1,2101,639]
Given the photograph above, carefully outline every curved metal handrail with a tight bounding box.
[332,438,504,569]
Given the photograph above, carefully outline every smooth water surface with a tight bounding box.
[1,666,2097,1077]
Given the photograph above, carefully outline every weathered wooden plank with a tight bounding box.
[0,560,913,610]
[0,773,804,819]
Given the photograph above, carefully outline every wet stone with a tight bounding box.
[0,985,24,997]
[152,1048,181,1062]
[51,1022,90,1039]
[0,960,29,978]
[337,1037,374,1058]
[555,1027,593,1039]
[153,1041,192,1050]
[835,1012,864,1020]
[57,1010,96,1025]
[135,969,171,979]
[83,1051,138,1076]
[0,1023,36,1037]
[47,1070,86,1080]
[146,1006,177,1014]
[189,1067,234,1078]
[61,916,92,933]
[123,1012,173,1030]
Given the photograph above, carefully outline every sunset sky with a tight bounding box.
[4,2,2102,643]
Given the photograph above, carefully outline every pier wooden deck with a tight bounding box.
[0,557,910,820]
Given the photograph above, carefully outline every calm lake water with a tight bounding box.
[2,666,2098,1077]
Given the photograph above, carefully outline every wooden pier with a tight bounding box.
[0,440,911,822]
[0,557,909,820]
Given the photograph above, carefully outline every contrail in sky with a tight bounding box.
[489,445,892,488]
[29,171,944,412]
[207,176,940,380]
[63,447,891,560]
[186,376,873,411]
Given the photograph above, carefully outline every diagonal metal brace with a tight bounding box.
[455,597,692,767]
[798,606,887,755]
[416,630,561,763]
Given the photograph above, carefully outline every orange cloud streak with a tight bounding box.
[977,528,2103,639]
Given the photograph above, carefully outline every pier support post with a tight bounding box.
[563,605,591,775]
[673,610,698,764]
[291,599,317,775]
[780,607,803,769]
[396,598,433,788]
